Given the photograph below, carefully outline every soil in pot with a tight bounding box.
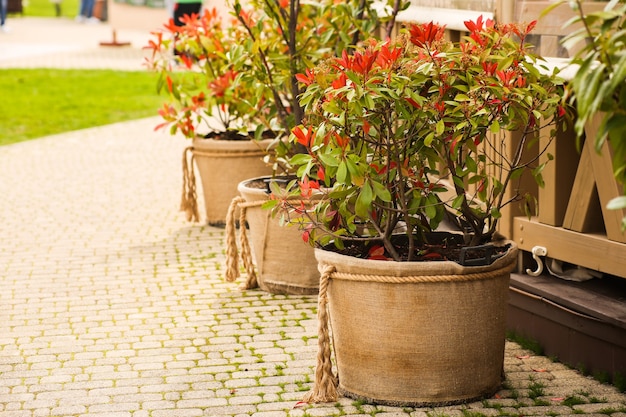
[325,232,511,266]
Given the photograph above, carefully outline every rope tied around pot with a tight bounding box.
[225,193,320,290]
[303,260,515,403]
[180,146,199,223]
[224,196,266,290]
[192,149,268,158]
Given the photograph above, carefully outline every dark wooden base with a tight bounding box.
[507,271,626,385]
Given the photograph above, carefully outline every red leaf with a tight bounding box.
[368,245,387,260]
[406,97,420,109]
[296,69,315,86]
[422,252,444,260]
[409,21,446,48]
[292,125,314,147]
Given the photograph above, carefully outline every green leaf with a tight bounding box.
[492,178,503,197]
[323,100,344,115]
[510,167,525,180]
[497,55,514,71]
[424,194,439,220]
[371,180,392,202]
[289,153,312,167]
[436,119,445,135]
[424,132,435,147]
[355,181,373,218]
[318,153,340,167]
[337,161,348,184]
[465,156,477,173]
[451,194,465,210]
[607,196,626,210]
[345,157,363,185]
[262,199,279,210]
[490,120,500,134]
[532,163,547,188]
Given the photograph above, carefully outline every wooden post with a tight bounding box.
[538,121,580,227]
[494,0,514,23]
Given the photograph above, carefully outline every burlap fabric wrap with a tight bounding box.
[224,177,320,294]
[180,137,274,225]
[305,241,518,407]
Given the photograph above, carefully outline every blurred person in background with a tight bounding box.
[1,0,9,33]
[76,0,100,23]
[173,0,201,26]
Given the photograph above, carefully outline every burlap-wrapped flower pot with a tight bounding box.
[305,240,517,407]
[224,176,319,294]
[180,137,274,226]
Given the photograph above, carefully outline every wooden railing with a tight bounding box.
[506,1,625,279]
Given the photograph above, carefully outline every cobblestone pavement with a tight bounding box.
[1,17,626,417]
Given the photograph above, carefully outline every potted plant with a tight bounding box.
[270,17,566,405]
[225,175,323,294]
[221,0,405,293]
[145,9,279,226]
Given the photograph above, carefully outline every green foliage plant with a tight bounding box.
[229,0,403,142]
[144,9,263,139]
[144,0,404,169]
[545,0,626,227]
[270,17,566,261]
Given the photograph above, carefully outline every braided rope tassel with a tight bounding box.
[180,146,199,222]
[225,196,245,282]
[224,196,258,289]
[303,265,338,403]
[238,201,258,290]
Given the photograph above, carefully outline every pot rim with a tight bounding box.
[315,238,518,277]
[192,136,276,152]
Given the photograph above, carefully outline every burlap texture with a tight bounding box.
[191,138,274,226]
[314,243,517,406]
[237,177,319,295]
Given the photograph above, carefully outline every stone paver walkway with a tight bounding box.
[1,16,626,417]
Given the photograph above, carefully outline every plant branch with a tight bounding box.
[234,2,291,132]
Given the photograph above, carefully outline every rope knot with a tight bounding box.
[180,146,199,222]
[224,196,259,290]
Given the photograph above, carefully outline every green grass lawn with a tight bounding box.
[0,69,166,146]
[16,0,80,18]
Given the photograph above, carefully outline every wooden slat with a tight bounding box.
[538,123,579,226]
[514,217,626,279]
[514,1,609,57]
[562,146,604,232]
[584,116,626,243]
[515,1,608,36]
